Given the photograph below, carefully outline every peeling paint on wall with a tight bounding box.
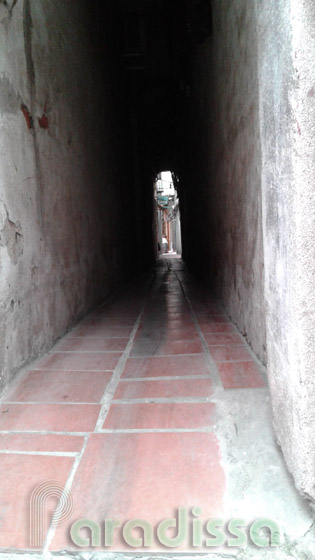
[0,76,20,114]
[0,201,24,265]
[0,0,138,397]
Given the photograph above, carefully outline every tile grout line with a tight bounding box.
[65,335,133,339]
[110,397,213,404]
[121,354,257,361]
[31,368,119,372]
[0,430,90,435]
[119,374,210,381]
[97,427,215,433]
[117,352,205,358]
[0,450,79,456]
[45,351,125,355]
[2,402,103,406]
[0,386,268,408]
[42,435,90,553]
[93,274,156,432]
[2,401,102,405]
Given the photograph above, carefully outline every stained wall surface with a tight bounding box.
[179,0,266,364]
[0,0,142,392]
[178,0,315,502]
[256,0,315,502]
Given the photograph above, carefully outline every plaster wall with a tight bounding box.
[182,0,266,363]
[180,0,315,501]
[0,0,134,393]
[256,0,315,502]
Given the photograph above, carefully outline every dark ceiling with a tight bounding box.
[92,0,212,176]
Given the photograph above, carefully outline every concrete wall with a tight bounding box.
[180,0,266,363]
[0,0,136,393]
[256,0,315,502]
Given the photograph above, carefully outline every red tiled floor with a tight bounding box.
[0,433,84,452]
[122,355,210,378]
[209,345,253,362]
[35,352,122,371]
[51,432,225,552]
[204,333,245,346]
[114,378,212,399]
[0,404,100,432]
[217,361,266,389]
[102,402,215,429]
[0,454,74,550]
[130,339,203,357]
[5,371,112,403]
[0,258,272,555]
[55,338,129,352]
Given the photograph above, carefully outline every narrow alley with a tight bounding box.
[0,256,313,558]
[0,0,314,559]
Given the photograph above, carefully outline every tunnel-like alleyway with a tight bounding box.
[0,0,315,558]
[1,256,313,557]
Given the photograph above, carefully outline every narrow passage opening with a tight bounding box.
[154,171,182,258]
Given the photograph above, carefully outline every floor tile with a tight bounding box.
[209,345,253,362]
[195,307,226,315]
[51,432,225,551]
[165,319,196,329]
[136,328,199,341]
[200,323,236,334]
[204,333,245,346]
[0,433,84,452]
[163,304,190,311]
[0,404,100,432]
[80,317,135,327]
[130,339,203,357]
[122,355,210,378]
[102,402,215,429]
[55,338,129,352]
[0,454,74,549]
[35,352,122,371]
[69,325,133,338]
[217,361,266,389]
[5,371,112,403]
[162,312,192,320]
[198,316,230,327]
[114,378,212,399]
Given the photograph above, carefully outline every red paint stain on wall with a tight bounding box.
[21,104,33,129]
[38,113,49,129]
[38,101,49,129]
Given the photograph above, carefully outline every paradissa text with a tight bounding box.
[70,507,280,549]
